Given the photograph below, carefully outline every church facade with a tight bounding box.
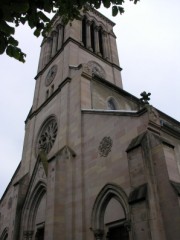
[1,8,180,240]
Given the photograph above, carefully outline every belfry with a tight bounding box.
[1,7,180,240]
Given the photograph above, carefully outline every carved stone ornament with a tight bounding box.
[82,63,92,76]
[45,65,57,86]
[98,137,113,157]
[37,117,58,155]
[87,61,106,79]
[38,165,46,179]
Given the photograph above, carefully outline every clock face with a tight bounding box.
[45,65,57,86]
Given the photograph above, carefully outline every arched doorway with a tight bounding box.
[104,198,129,240]
[91,184,131,240]
[22,181,46,240]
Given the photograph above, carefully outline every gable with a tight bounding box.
[23,160,47,207]
[91,78,140,111]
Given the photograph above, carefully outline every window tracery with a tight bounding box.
[36,116,58,155]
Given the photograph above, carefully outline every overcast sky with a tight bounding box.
[0,0,180,198]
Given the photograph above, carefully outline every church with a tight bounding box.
[0,7,180,240]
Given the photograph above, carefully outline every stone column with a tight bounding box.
[102,31,108,59]
[57,24,63,51]
[86,20,92,50]
[94,26,100,55]
[51,31,58,57]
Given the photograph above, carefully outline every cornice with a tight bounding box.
[35,37,122,80]
[86,5,115,27]
[82,108,147,116]
[160,120,180,139]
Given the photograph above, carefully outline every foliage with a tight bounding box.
[0,0,139,62]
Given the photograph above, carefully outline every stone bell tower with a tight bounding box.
[1,6,180,240]
[0,8,125,240]
[20,9,123,240]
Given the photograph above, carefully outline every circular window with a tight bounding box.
[36,116,58,155]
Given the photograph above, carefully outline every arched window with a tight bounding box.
[91,184,130,240]
[98,27,104,57]
[107,97,118,110]
[90,21,95,52]
[81,17,108,59]
[56,24,64,51]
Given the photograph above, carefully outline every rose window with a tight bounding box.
[37,117,58,155]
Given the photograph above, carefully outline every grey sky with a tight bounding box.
[0,0,180,198]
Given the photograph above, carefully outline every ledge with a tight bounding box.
[82,108,147,117]
[160,120,180,139]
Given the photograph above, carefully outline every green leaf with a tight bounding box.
[8,36,18,46]
[6,45,14,57]
[118,6,124,14]
[103,0,111,8]
[34,28,41,37]
[0,20,15,35]
[112,5,118,16]
[0,34,7,54]
[38,11,50,22]
[112,0,124,4]
[20,17,26,25]
[10,2,29,13]
[6,45,26,62]
[93,0,101,9]
[44,1,53,13]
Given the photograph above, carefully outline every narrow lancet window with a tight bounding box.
[90,22,95,52]
[82,16,87,47]
[98,27,104,57]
